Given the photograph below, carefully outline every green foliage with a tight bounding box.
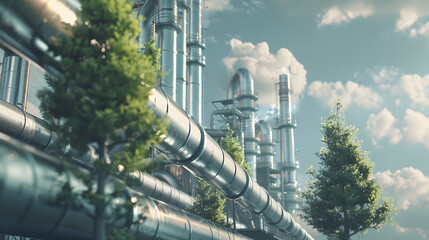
[220,125,251,175]
[37,0,167,239]
[299,101,395,240]
[187,179,226,226]
[38,0,167,168]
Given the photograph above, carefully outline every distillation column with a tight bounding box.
[227,69,259,180]
[156,0,180,100]
[176,0,188,109]
[278,72,299,213]
[187,0,205,123]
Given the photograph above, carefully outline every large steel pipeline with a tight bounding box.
[0,98,194,209]
[151,88,313,240]
[227,68,259,180]
[0,1,313,238]
[0,133,250,240]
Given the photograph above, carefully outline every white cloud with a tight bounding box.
[375,167,429,210]
[223,38,307,105]
[318,3,373,27]
[307,80,381,109]
[400,74,429,107]
[403,109,429,148]
[205,0,232,14]
[367,66,398,84]
[396,9,420,31]
[366,108,402,145]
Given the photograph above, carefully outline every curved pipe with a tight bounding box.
[152,170,182,189]
[226,68,258,180]
[151,87,313,240]
[255,120,275,168]
[0,133,249,240]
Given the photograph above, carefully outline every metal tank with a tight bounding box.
[187,0,205,123]
[255,120,274,169]
[0,133,249,240]
[278,72,299,213]
[227,68,259,180]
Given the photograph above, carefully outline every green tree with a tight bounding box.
[187,179,227,226]
[37,0,166,239]
[220,125,251,175]
[299,102,395,240]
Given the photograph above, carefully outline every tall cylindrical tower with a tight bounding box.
[156,0,180,100]
[227,68,258,179]
[176,0,188,109]
[255,120,274,169]
[187,0,205,123]
[278,72,298,213]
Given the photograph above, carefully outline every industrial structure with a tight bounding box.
[0,0,310,239]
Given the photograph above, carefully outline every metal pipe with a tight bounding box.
[227,68,258,180]
[278,72,298,213]
[150,87,313,240]
[187,0,205,123]
[0,98,52,150]
[255,120,274,169]
[209,108,244,129]
[0,133,249,240]
[156,0,180,100]
[176,0,188,109]
[0,96,194,210]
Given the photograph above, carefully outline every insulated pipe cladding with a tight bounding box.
[0,98,194,208]
[278,72,299,213]
[151,87,313,240]
[176,0,188,109]
[0,133,250,240]
[227,68,259,180]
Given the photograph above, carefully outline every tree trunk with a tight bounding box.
[94,141,108,240]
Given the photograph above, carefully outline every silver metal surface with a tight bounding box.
[187,0,205,123]
[0,133,250,240]
[149,87,314,240]
[0,99,52,150]
[255,120,274,169]
[176,0,188,109]
[0,50,30,109]
[278,73,298,213]
[227,68,258,180]
[156,0,179,100]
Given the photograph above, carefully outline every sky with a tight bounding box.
[1,0,428,239]
[202,0,429,239]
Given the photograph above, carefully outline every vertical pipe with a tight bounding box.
[176,0,188,109]
[156,0,179,100]
[0,50,29,108]
[278,72,298,213]
[187,0,205,123]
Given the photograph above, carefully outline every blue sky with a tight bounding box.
[202,0,429,239]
